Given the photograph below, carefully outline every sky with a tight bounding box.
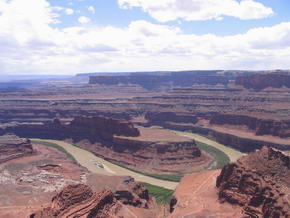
[0,0,290,75]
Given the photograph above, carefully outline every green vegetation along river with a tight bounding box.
[32,132,244,190]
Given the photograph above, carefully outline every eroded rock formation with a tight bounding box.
[0,134,33,163]
[114,176,150,208]
[31,184,120,218]
[109,138,203,174]
[217,146,290,217]
[0,115,140,142]
[89,71,229,90]
[0,116,204,174]
[236,72,290,91]
[145,112,198,124]
[210,113,290,138]
[31,181,154,218]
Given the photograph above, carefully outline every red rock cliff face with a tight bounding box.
[110,138,202,174]
[31,181,154,218]
[216,147,290,218]
[145,112,198,124]
[0,115,140,142]
[210,113,290,138]
[236,73,290,91]
[89,71,229,90]
[71,116,140,137]
[0,134,33,163]
[31,184,119,218]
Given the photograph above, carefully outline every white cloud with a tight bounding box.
[78,16,91,24]
[52,6,74,16]
[0,0,289,75]
[88,6,96,14]
[65,8,74,15]
[118,0,274,22]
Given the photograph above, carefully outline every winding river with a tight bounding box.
[33,139,179,190]
[33,131,243,190]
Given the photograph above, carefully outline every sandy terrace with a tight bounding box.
[168,121,290,146]
[116,126,192,142]
[169,170,243,218]
[0,144,87,208]
[210,124,290,146]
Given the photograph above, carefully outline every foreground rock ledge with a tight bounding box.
[217,146,290,217]
[0,133,33,163]
[30,177,155,218]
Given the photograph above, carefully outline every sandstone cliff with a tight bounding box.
[31,184,122,218]
[160,122,290,152]
[31,180,154,218]
[145,112,198,124]
[110,138,202,174]
[217,147,290,217]
[236,73,290,91]
[0,115,140,143]
[210,113,290,138]
[0,116,204,174]
[0,134,33,163]
[114,176,151,209]
[89,71,229,90]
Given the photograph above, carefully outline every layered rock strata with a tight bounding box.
[159,122,290,152]
[210,113,290,138]
[89,71,229,90]
[0,116,204,174]
[217,147,290,217]
[31,181,153,218]
[145,112,198,124]
[31,184,121,218]
[110,138,202,174]
[0,115,140,142]
[236,73,290,91]
[0,134,33,163]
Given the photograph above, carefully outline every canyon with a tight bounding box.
[0,116,207,175]
[236,72,290,91]
[0,69,290,217]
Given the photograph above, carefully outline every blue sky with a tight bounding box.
[49,0,290,35]
[0,0,290,74]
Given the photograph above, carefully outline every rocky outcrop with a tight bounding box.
[110,138,202,174]
[210,113,290,138]
[114,176,150,208]
[89,71,229,90]
[145,112,198,124]
[0,134,33,163]
[0,115,140,143]
[79,136,203,174]
[236,73,290,91]
[31,184,120,218]
[31,181,154,218]
[161,122,290,152]
[217,147,290,218]
[168,170,244,218]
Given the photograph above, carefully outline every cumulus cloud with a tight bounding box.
[65,8,74,15]
[118,0,274,22]
[88,6,95,14]
[78,16,91,24]
[52,6,74,16]
[0,0,289,75]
